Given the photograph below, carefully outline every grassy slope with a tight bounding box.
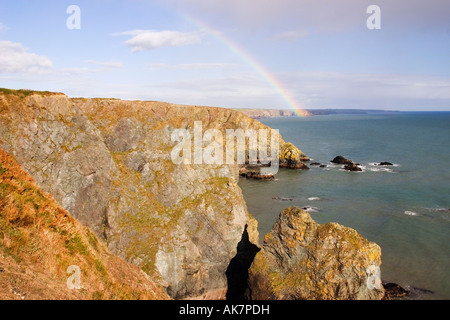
[0,148,169,300]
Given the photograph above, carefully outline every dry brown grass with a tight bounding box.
[0,148,169,300]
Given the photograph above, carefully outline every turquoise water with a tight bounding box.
[238,112,450,299]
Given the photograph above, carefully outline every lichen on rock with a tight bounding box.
[247,206,385,300]
[279,142,310,169]
[0,90,273,299]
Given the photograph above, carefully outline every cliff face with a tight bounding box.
[235,109,311,119]
[0,147,169,300]
[0,89,383,300]
[0,90,303,299]
[248,207,385,300]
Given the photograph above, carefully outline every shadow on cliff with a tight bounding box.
[225,225,260,300]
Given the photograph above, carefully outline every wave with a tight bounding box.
[307,197,320,201]
[404,210,418,216]
[301,206,320,213]
[424,207,450,213]
[367,167,395,173]
[317,161,399,173]
[368,162,401,167]
[367,162,400,172]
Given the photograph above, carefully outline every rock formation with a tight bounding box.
[0,89,303,299]
[247,207,385,300]
[331,155,353,165]
[0,147,169,300]
[0,89,386,301]
[239,165,275,180]
[280,143,310,169]
[235,108,311,119]
[331,156,362,172]
[344,162,363,172]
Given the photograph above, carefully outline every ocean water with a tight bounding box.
[238,112,450,300]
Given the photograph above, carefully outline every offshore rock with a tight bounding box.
[344,162,362,172]
[247,207,384,300]
[331,155,353,165]
[239,165,274,180]
[279,143,310,169]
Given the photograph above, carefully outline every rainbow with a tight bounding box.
[184,15,310,117]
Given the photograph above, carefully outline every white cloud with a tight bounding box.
[132,71,450,111]
[280,71,450,110]
[86,60,124,69]
[116,30,201,52]
[0,41,52,73]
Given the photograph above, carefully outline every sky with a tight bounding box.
[0,0,449,111]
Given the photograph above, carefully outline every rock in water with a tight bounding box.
[379,162,393,166]
[239,165,274,180]
[331,155,353,165]
[344,162,362,172]
[280,143,310,169]
[382,283,409,299]
[247,207,385,300]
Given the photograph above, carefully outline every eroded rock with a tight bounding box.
[0,90,297,299]
[280,143,310,169]
[247,207,385,300]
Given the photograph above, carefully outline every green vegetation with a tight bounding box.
[65,235,89,255]
[0,88,57,98]
[0,147,168,300]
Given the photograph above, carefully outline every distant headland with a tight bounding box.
[236,108,399,119]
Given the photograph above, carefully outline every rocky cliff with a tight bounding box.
[247,207,385,300]
[0,147,169,300]
[0,89,384,300]
[0,89,310,299]
[235,108,311,119]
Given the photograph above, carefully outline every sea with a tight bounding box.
[238,112,450,300]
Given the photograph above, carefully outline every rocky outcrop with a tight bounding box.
[331,155,353,165]
[331,156,362,172]
[344,162,362,172]
[247,207,384,300]
[382,282,433,300]
[0,148,169,300]
[280,143,310,169]
[239,166,274,180]
[0,89,303,299]
[235,109,311,119]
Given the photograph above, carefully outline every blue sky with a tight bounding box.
[0,0,449,111]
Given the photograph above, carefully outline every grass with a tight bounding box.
[0,147,169,300]
[0,88,57,98]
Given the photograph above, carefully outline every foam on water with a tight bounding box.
[404,210,418,216]
[301,206,320,213]
[425,207,449,213]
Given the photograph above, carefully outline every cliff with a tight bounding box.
[0,147,169,300]
[235,108,311,119]
[247,207,385,300]
[0,89,383,300]
[0,89,311,299]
